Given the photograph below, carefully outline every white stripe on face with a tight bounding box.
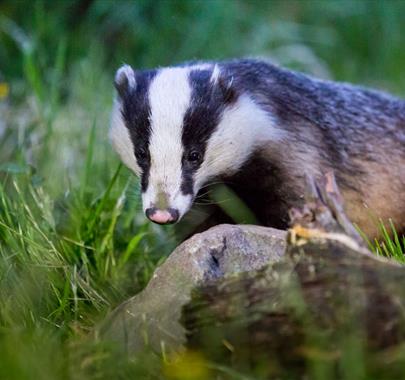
[109,99,140,175]
[143,67,193,215]
[194,94,287,191]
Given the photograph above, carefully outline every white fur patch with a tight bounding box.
[210,64,220,84]
[109,99,140,175]
[190,63,213,71]
[115,64,136,90]
[194,94,286,190]
[143,67,193,216]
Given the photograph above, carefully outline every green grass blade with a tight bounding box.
[80,117,98,199]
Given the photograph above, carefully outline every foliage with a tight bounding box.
[357,219,405,263]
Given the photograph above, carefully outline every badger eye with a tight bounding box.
[187,150,201,163]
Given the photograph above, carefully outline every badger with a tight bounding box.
[109,59,405,238]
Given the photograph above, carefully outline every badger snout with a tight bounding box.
[142,188,192,225]
[145,207,179,225]
[141,177,195,225]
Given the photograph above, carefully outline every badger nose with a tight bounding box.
[145,207,179,224]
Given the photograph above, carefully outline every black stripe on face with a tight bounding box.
[181,68,238,195]
[121,69,157,192]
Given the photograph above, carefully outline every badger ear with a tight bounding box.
[211,65,237,104]
[114,64,136,98]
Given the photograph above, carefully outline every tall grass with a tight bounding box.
[0,0,404,378]
[357,220,405,263]
[0,10,177,374]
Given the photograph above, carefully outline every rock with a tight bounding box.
[101,224,287,353]
[181,174,405,378]
[100,174,405,378]
[184,237,405,378]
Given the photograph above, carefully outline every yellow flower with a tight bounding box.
[0,82,9,99]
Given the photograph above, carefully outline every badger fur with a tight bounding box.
[109,59,405,238]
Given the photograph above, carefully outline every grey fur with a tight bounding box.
[213,59,405,236]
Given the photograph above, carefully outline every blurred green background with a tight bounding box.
[0,1,404,379]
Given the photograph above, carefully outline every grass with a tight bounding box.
[0,0,404,379]
[357,220,405,263]
[0,31,177,375]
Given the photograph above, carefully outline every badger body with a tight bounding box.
[110,59,405,237]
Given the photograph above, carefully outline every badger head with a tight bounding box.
[109,63,276,224]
